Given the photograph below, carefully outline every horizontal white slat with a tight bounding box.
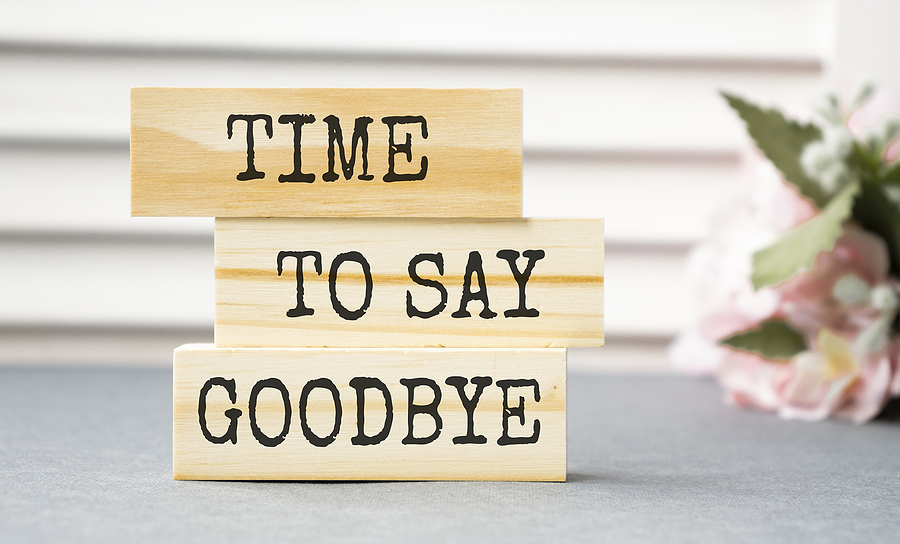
[1,0,832,61]
[605,247,692,337]
[569,344,675,374]
[0,50,822,151]
[0,327,673,372]
[0,236,214,328]
[0,146,212,236]
[524,154,735,244]
[0,325,213,366]
[0,146,734,244]
[0,0,828,344]
[0,329,674,372]
[0,236,688,336]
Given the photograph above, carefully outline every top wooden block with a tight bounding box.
[130,88,522,218]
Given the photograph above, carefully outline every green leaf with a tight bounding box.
[849,141,881,177]
[852,181,900,277]
[881,162,900,184]
[721,91,826,208]
[751,182,859,289]
[720,319,808,360]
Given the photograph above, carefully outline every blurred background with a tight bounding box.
[1,0,896,371]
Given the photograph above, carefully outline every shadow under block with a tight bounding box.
[131,87,522,217]
[173,344,566,481]
[214,217,604,348]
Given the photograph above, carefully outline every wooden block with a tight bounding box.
[215,217,604,348]
[131,88,522,218]
[173,344,566,481]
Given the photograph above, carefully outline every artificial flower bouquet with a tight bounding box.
[671,83,900,423]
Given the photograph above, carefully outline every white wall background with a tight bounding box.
[0,0,874,369]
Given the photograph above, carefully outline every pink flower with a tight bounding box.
[776,227,888,337]
[702,227,900,423]
[674,87,900,422]
[719,330,900,423]
[670,150,815,375]
[670,159,900,421]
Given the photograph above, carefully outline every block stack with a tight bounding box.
[131,88,604,481]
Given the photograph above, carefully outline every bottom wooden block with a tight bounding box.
[174,344,566,481]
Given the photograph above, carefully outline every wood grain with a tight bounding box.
[173,344,566,481]
[131,88,521,217]
[215,217,604,348]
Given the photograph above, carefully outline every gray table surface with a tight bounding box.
[2,367,899,543]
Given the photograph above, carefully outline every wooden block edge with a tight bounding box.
[173,344,567,482]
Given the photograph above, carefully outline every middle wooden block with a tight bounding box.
[215,217,604,348]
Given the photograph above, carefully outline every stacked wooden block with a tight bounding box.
[131,88,604,481]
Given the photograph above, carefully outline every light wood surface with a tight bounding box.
[215,218,604,348]
[173,344,566,481]
[131,88,521,217]
[3,1,828,63]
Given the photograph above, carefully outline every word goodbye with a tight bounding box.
[277,248,545,321]
[199,374,541,448]
[173,347,566,481]
[228,113,428,183]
